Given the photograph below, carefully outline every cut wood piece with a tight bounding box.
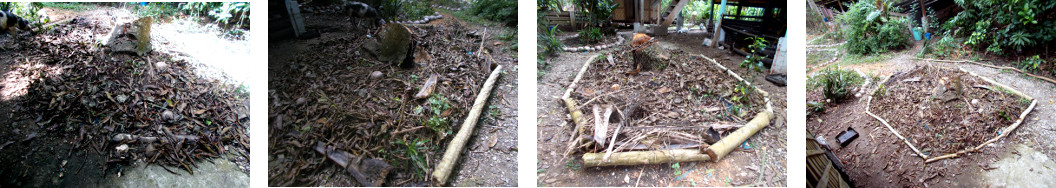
[583,149,710,167]
[314,142,393,187]
[414,74,439,99]
[432,65,503,185]
[592,104,613,147]
[604,97,639,160]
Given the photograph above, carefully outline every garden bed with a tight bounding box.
[866,65,1036,162]
[268,18,513,186]
[562,45,772,163]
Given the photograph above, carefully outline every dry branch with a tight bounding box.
[431,65,503,185]
[918,58,1056,86]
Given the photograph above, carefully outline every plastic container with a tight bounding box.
[925,32,932,40]
[912,27,922,41]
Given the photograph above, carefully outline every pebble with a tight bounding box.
[115,94,128,103]
[116,144,129,153]
[370,71,384,79]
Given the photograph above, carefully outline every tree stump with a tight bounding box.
[104,17,152,56]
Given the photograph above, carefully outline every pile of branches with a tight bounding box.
[10,14,249,174]
[268,21,494,186]
[568,46,766,154]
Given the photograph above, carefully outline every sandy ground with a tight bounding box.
[537,31,787,187]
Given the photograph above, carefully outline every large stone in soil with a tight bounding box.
[104,17,153,56]
[377,23,414,68]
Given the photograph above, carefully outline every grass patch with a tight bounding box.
[839,49,895,65]
[439,8,496,27]
[806,50,836,66]
[40,2,92,10]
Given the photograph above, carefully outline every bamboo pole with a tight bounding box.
[431,65,503,185]
[706,109,773,161]
[562,55,599,100]
[583,149,709,167]
[582,110,773,167]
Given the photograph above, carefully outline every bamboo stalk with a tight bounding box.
[583,149,710,167]
[431,65,503,185]
[562,55,599,100]
[705,109,774,161]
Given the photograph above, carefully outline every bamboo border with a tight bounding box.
[563,53,776,165]
[864,66,1036,163]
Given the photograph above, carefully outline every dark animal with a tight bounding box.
[342,1,384,26]
[0,10,32,38]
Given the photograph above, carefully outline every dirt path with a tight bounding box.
[807,41,1056,187]
[537,32,786,187]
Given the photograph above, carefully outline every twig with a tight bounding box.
[476,28,487,58]
[918,58,1056,85]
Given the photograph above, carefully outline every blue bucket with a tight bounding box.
[924,33,932,40]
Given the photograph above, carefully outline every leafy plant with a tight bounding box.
[809,67,864,102]
[945,0,1056,56]
[1018,55,1045,73]
[740,37,768,72]
[578,27,604,43]
[841,0,910,55]
[807,101,826,114]
[575,0,618,27]
[394,138,431,179]
[539,26,564,57]
[424,94,453,138]
[468,0,517,27]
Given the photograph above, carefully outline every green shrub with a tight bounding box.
[944,0,1056,55]
[575,0,617,27]
[841,0,910,55]
[578,27,604,43]
[1019,55,1046,73]
[539,26,564,57]
[468,0,517,27]
[809,67,864,101]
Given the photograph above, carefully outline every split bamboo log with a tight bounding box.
[431,65,503,185]
[583,149,710,167]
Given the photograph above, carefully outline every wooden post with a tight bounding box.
[432,65,504,185]
[710,0,727,48]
